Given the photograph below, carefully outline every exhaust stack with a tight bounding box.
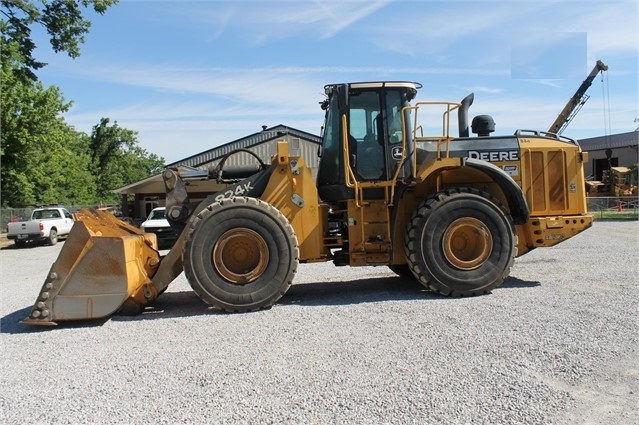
[458,93,474,137]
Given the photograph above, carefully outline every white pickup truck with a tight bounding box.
[6,207,75,247]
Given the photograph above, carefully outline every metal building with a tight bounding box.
[114,125,321,219]
[578,131,638,180]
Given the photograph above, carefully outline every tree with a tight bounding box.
[1,0,118,83]
[88,118,164,203]
[1,43,97,207]
[1,0,118,206]
[1,1,167,208]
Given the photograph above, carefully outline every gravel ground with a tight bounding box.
[1,221,637,425]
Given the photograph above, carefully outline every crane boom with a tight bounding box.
[548,59,608,135]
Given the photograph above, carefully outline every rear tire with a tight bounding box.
[47,229,58,246]
[404,188,516,296]
[183,197,299,312]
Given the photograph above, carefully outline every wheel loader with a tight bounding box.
[23,81,594,325]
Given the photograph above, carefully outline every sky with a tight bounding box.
[33,0,638,164]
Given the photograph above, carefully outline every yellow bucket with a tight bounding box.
[22,209,162,325]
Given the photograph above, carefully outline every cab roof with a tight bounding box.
[325,81,422,91]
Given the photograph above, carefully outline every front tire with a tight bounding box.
[388,264,414,280]
[404,188,516,296]
[183,197,299,312]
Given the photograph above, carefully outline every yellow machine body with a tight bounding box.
[22,81,595,325]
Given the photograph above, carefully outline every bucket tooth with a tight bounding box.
[22,209,162,325]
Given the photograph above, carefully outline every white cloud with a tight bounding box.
[36,0,635,163]
[160,0,392,44]
[466,86,504,94]
[312,0,390,39]
[367,0,636,66]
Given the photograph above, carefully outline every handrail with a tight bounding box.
[387,109,409,205]
[514,129,579,146]
[341,114,362,207]
[409,101,461,161]
[342,100,462,207]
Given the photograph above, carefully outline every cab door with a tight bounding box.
[348,90,386,181]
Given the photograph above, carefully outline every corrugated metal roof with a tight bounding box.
[114,125,322,195]
[578,131,638,151]
[165,125,321,169]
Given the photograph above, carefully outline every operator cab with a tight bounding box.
[316,81,420,202]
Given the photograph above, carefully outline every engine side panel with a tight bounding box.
[409,134,592,257]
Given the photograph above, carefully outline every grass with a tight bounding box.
[592,210,639,221]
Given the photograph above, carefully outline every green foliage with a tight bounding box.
[1,0,118,82]
[88,118,164,203]
[0,60,165,206]
[0,51,97,206]
[1,0,165,208]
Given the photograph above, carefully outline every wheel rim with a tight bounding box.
[212,228,269,284]
[442,217,493,270]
